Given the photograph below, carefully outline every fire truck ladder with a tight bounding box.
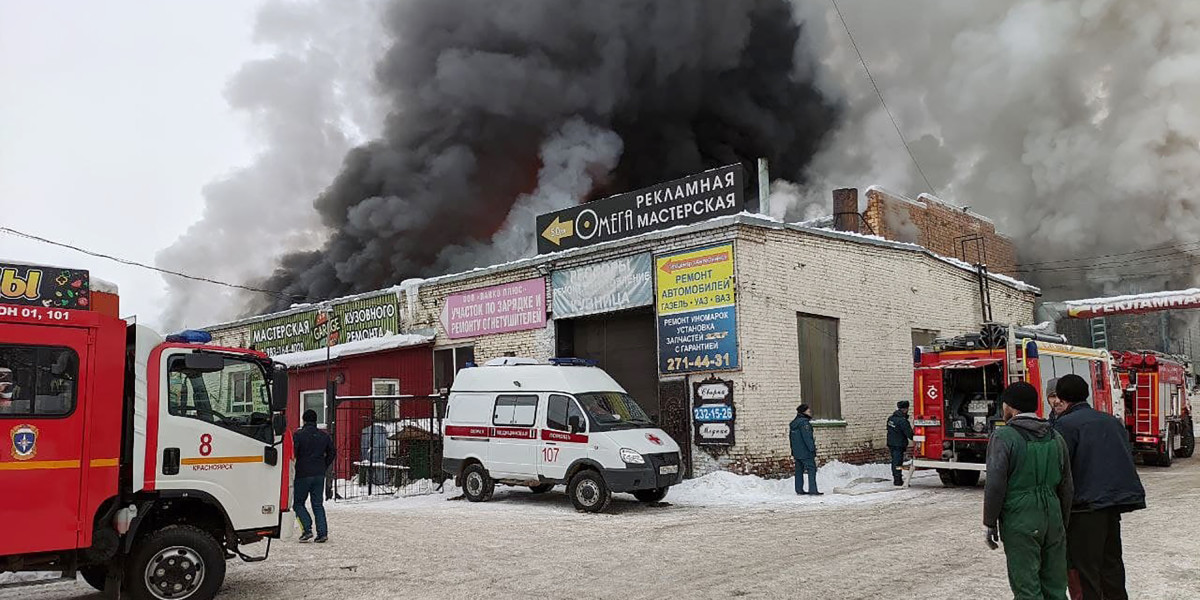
[1090,317,1108,350]
[1135,374,1155,435]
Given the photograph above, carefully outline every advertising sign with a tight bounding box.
[248,310,318,357]
[656,244,738,374]
[0,263,90,310]
[693,377,735,446]
[336,292,398,343]
[551,253,653,319]
[535,164,744,254]
[441,278,547,339]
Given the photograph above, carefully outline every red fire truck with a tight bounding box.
[911,324,1118,486]
[0,262,291,600]
[1110,350,1195,466]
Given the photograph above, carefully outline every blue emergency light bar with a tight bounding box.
[166,329,213,344]
[548,357,598,367]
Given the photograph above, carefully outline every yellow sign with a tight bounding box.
[655,244,735,315]
[541,216,575,246]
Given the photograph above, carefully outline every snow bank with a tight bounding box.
[669,461,894,507]
[273,333,433,368]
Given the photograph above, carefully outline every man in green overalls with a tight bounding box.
[983,381,1075,600]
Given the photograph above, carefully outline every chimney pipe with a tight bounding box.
[833,188,859,234]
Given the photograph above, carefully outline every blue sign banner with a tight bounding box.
[693,405,734,423]
[658,305,738,374]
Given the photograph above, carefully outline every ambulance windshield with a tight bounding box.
[575,392,653,431]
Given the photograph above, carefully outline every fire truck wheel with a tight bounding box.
[937,470,956,487]
[128,525,225,600]
[568,470,612,513]
[1160,432,1174,468]
[633,487,669,503]
[528,483,554,494]
[952,470,980,487]
[79,565,111,592]
[462,463,495,502]
[1179,419,1195,458]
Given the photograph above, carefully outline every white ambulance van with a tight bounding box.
[442,357,683,512]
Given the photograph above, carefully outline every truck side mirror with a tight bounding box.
[568,415,583,434]
[272,414,287,437]
[271,371,289,412]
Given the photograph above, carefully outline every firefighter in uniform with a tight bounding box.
[983,381,1074,600]
[886,401,914,486]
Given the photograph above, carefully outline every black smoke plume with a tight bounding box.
[255,0,838,310]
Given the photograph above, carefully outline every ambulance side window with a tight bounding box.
[0,345,78,417]
[493,395,538,428]
[547,394,586,432]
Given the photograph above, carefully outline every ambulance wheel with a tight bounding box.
[529,483,554,494]
[633,487,669,503]
[79,565,110,592]
[128,525,225,600]
[462,463,494,502]
[568,470,611,513]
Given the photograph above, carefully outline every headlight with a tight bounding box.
[619,448,645,464]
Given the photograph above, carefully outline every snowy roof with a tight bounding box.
[273,333,433,368]
[208,209,1038,333]
[1059,288,1200,307]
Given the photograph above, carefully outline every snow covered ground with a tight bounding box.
[7,461,1199,600]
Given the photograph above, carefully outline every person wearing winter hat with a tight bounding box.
[983,381,1074,600]
[293,408,335,543]
[789,404,821,495]
[886,400,914,486]
[1053,373,1145,600]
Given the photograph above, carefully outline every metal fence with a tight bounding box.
[329,394,445,501]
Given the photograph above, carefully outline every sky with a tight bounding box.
[0,0,264,329]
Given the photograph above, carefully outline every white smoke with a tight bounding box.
[155,0,387,329]
[432,118,624,273]
[785,0,1200,295]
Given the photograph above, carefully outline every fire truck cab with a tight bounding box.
[911,324,1117,486]
[0,262,291,600]
[1110,350,1195,466]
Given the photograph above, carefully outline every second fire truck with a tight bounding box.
[1110,350,1195,466]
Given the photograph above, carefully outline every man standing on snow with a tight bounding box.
[887,400,914,486]
[1053,374,1145,600]
[984,381,1074,600]
[789,404,821,495]
[294,409,336,543]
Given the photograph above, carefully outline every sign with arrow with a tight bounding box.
[534,163,744,254]
[656,243,738,374]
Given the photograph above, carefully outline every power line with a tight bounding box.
[0,226,306,303]
[830,0,938,197]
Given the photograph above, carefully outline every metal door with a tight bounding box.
[657,379,691,478]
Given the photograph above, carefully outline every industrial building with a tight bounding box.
[208,183,1037,477]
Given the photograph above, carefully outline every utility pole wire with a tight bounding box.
[0,226,308,303]
[830,0,938,197]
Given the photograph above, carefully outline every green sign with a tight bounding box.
[248,311,318,357]
[335,293,398,343]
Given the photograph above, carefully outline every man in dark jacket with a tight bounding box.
[887,401,915,486]
[789,404,821,495]
[1053,374,1145,600]
[294,409,336,543]
[984,381,1074,600]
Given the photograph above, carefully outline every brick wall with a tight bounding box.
[862,188,1018,278]
[206,216,1037,477]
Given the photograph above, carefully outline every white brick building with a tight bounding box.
[208,211,1036,477]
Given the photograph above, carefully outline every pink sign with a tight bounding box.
[440,277,547,339]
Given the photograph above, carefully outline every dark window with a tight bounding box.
[547,394,586,432]
[911,329,939,349]
[492,395,538,427]
[0,345,78,417]
[167,355,272,443]
[797,313,842,419]
[435,346,475,393]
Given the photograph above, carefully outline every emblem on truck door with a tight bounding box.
[10,424,38,460]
